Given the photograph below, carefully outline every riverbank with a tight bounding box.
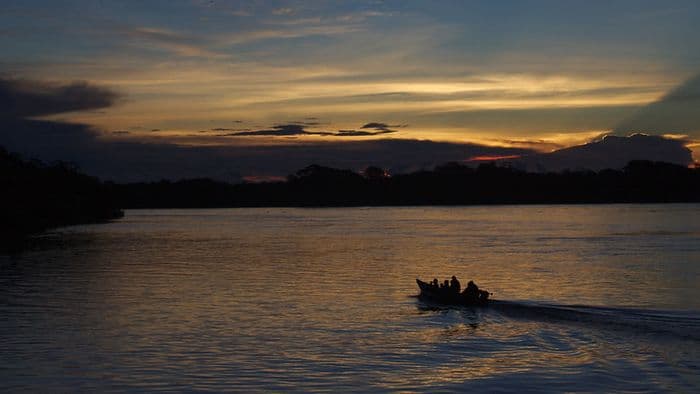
[1,147,123,252]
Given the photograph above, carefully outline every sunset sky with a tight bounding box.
[1,0,699,180]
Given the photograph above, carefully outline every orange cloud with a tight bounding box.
[466,155,522,162]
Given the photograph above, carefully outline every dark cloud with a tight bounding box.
[112,130,130,134]
[360,122,406,133]
[614,73,700,134]
[223,123,400,137]
[502,134,693,172]
[224,124,333,136]
[0,115,535,182]
[2,76,694,183]
[0,77,118,118]
[361,122,391,129]
[3,117,692,183]
[335,129,398,136]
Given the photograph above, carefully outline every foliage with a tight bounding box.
[0,147,123,242]
[114,161,700,208]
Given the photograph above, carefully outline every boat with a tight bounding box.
[416,278,490,306]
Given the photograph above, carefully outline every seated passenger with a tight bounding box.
[450,275,461,293]
[432,278,439,288]
[462,280,479,301]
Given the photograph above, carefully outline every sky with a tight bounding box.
[1,0,699,180]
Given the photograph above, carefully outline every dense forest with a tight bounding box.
[3,142,699,245]
[1,148,123,243]
[115,161,700,208]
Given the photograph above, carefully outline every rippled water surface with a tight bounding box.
[2,205,700,392]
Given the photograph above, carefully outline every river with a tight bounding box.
[2,205,699,392]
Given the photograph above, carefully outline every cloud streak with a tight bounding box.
[121,20,364,61]
[222,124,332,136]
[222,123,403,137]
[126,27,227,58]
[223,24,362,45]
[0,77,694,182]
[335,129,397,137]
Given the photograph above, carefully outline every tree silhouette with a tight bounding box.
[112,160,700,208]
[1,146,123,247]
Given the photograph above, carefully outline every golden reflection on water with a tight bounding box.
[381,321,599,389]
[2,205,700,391]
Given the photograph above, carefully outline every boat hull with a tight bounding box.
[416,279,489,306]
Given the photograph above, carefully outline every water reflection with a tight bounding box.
[1,205,700,391]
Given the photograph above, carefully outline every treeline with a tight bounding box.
[5,144,697,248]
[1,147,123,241]
[115,161,700,208]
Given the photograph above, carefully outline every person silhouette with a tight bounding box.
[450,275,461,293]
[463,280,479,301]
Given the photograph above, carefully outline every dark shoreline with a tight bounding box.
[114,161,700,209]
[1,148,124,252]
[120,201,700,210]
[4,142,699,253]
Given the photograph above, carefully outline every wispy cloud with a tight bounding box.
[223,24,362,45]
[124,22,365,58]
[265,10,388,26]
[487,138,565,152]
[272,7,294,16]
[126,27,228,58]
[5,0,698,151]
[230,9,253,17]
[335,10,389,23]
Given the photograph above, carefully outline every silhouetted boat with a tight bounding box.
[416,279,490,306]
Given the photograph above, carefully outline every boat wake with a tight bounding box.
[488,300,700,341]
[415,296,700,341]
